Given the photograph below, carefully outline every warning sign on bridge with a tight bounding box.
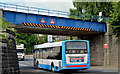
[40,17,46,23]
[50,18,55,24]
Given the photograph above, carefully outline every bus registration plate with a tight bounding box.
[70,57,84,62]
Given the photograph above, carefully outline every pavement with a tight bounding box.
[91,66,118,70]
[19,55,119,74]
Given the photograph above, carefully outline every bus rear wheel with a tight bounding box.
[51,64,54,72]
[37,61,39,69]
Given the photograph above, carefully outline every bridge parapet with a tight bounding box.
[0,2,107,33]
[0,2,108,23]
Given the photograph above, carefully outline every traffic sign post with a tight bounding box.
[104,43,108,65]
[104,44,107,48]
[47,35,52,43]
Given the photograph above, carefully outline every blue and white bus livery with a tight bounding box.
[33,40,90,72]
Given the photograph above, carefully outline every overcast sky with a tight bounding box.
[0,0,74,12]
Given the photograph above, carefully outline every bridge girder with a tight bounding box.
[10,25,104,36]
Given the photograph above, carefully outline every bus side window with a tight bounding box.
[36,50,37,59]
[34,51,36,59]
[40,49,43,59]
[43,49,46,59]
[37,50,39,59]
[39,49,40,59]
[60,46,62,60]
[35,51,37,59]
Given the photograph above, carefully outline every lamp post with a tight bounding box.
[99,12,102,22]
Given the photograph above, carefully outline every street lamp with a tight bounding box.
[82,9,86,13]
[99,12,103,22]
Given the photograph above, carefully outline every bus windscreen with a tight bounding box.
[66,41,87,50]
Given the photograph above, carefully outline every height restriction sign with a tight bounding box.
[50,18,55,24]
[40,17,46,23]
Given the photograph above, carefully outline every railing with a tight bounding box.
[0,2,108,23]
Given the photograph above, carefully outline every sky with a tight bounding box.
[0,0,75,12]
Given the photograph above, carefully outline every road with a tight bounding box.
[19,55,119,74]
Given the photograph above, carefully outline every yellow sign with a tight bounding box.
[80,51,84,53]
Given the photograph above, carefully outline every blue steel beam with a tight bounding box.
[0,2,107,32]
[3,10,106,32]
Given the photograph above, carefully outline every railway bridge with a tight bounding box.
[0,2,112,74]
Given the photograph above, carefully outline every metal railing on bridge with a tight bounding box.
[0,2,108,23]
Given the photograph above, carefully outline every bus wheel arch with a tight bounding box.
[51,62,54,72]
[37,61,39,69]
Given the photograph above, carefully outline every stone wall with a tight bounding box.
[78,34,119,66]
[0,29,20,74]
[89,34,105,66]
[109,35,119,66]
[79,34,105,66]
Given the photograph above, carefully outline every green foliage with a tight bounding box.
[69,2,113,22]
[0,18,12,29]
[0,33,6,39]
[70,1,120,36]
[16,33,39,54]
[109,2,120,37]
[37,35,47,44]
[16,34,48,54]
[0,17,14,39]
[70,2,113,17]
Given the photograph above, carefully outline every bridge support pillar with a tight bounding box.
[105,23,119,66]
[104,23,110,66]
[77,34,105,66]
[76,23,110,66]
[104,23,119,66]
[77,23,119,66]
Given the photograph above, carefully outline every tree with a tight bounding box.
[0,17,14,39]
[70,1,120,36]
[37,35,47,44]
[16,33,39,54]
[70,2,113,17]
[69,2,113,22]
[109,2,120,37]
[16,34,48,54]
